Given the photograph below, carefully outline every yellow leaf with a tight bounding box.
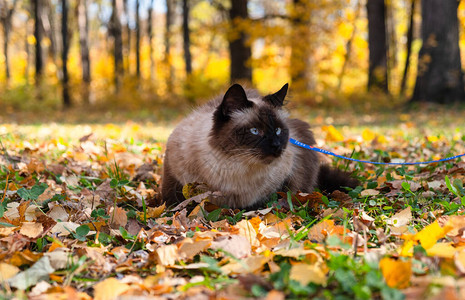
[427,242,465,259]
[415,221,452,250]
[93,278,130,300]
[379,257,412,289]
[427,135,439,143]
[27,35,36,45]
[290,262,327,286]
[83,221,107,231]
[362,128,376,142]
[400,238,414,257]
[138,203,165,219]
[322,125,344,142]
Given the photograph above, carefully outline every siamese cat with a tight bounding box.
[162,83,358,209]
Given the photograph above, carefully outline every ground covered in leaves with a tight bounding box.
[1,108,465,299]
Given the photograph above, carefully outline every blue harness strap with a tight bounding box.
[289,138,465,166]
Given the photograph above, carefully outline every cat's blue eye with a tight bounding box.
[250,128,259,135]
[276,127,282,135]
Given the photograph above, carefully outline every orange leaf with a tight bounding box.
[379,257,412,289]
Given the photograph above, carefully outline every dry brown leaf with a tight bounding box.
[47,205,69,222]
[222,255,271,274]
[235,219,260,248]
[93,278,130,300]
[210,235,251,259]
[389,180,421,192]
[361,189,380,196]
[155,244,179,266]
[265,290,286,300]
[138,203,165,220]
[178,238,211,260]
[0,227,16,237]
[19,222,43,238]
[9,249,43,267]
[290,262,327,286]
[50,221,80,236]
[386,206,412,236]
[0,262,20,281]
[109,206,128,229]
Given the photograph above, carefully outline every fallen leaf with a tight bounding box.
[290,262,327,285]
[93,278,130,300]
[155,244,179,266]
[19,222,43,238]
[50,221,80,236]
[426,242,465,259]
[386,206,412,235]
[416,221,452,250]
[379,257,412,289]
[210,235,251,259]
[138,203,165,219]
[109,206,128,229]
[361,189,379,196]
[178,238,211,260]
[9,249,43,267]
[235,219,260,248]
[8,256,55,290]
[0,263,20,281]
[322,125,344,142]
[222,255,270,274]
[48,205,69,222]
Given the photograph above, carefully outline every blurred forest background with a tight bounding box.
[1,0,465,122]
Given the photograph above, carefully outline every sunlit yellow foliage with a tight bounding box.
[1,0,464,109]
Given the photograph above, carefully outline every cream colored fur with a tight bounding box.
[164,95,315,208]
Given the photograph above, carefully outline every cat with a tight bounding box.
[162,83,358,209]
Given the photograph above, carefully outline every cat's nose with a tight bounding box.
[271,139,281,149]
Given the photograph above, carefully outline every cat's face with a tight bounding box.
[210,84,290,164]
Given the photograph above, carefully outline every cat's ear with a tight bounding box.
[218,84,254,119]
[263,83,288,107]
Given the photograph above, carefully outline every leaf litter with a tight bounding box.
[0,119,465,299]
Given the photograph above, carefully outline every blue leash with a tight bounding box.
[289,138,465,166]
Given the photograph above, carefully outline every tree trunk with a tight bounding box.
[25,22,30,83]
[165,0,173,90]
[1,0,17,81]
[77,0,91,102]
[400,0,415,96]
[43,0,58,71]
[135,0,140,78]
[182,0,192,75]
[229,0,252,83]
[148,0,154,80]
[109,0,124,90]
[33,0,43,82]
[123,0,130,73]
[290,0,311,93]
[61,0,70,107]
[411,0,464,103]
[367,0,388,93]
